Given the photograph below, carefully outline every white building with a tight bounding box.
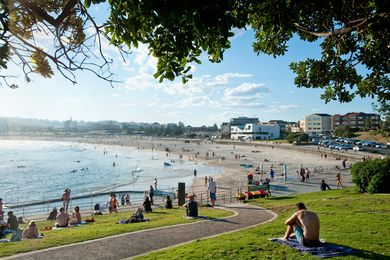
[304,113,332,136]
[231,123,280,141]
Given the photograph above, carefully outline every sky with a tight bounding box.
[0,5,377,126]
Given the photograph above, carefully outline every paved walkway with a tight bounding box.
[5,204,276,260]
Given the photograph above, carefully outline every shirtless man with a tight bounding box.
[283,202,320,247]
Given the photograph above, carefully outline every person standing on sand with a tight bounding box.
[193,169,197,177]
[205,176,208,187]
[283,202,320,247]
[269,168,275,181]
[208,177,217,206]
[0,198,3,221]
[61,188,71,214]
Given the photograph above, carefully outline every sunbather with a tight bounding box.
[55,207,69,228]
[283,202,320,247]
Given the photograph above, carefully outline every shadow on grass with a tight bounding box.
[354,250,390,259]
[267,196,297,201]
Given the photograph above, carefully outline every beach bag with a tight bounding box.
[10,229,22,242]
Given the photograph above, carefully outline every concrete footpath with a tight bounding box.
[4,204,276,260]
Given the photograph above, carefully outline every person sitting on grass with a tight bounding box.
[165,195,173,209]
[7,211,19,231]
[184,193,198,217]
[320,180,331,191]
[126,207,147,223]
[283,202,320,247]
[47,207,58,220]
[69,206,82,225]
[55,207,69,228]
[143,196,152,213]
[22,220,39,239]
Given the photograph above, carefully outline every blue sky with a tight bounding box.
[0,6,376,126]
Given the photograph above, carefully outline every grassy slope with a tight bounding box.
[139,188,390,260]
[355,131,390,143]
[0,207,231,257]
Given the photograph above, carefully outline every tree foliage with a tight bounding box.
[0,0,389,110]
[333,125,356,137]
[285,132,309,144]
[0,0,115,87]
[352,158,390,193]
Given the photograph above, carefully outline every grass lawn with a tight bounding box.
[0,206,232,257]
[138,188,390,259]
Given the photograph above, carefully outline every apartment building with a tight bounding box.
[304,113,332,136]
[332,112,380,130]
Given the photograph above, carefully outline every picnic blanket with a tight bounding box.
[270,238,355,258]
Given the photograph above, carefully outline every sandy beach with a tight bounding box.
[3,135,370,198]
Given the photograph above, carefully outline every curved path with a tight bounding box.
[5,204,276,260]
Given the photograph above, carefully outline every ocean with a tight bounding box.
[0,139,222,216]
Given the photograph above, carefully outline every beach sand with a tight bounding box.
[26,136,362,197]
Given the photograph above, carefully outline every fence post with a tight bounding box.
[223,193,225,204]
[200,194,203,204]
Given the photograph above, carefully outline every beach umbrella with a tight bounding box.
[283,162,287,181]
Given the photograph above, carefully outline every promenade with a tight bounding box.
[4,204,276,260]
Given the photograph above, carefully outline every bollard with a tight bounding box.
[178,182,186,206]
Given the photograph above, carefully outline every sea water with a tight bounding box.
[0,139,223,215]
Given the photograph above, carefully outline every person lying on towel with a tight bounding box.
[283,202,320,247]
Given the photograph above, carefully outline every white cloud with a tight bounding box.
[224,82,269,99]
[266,104,302,112]
[207,73,253,86]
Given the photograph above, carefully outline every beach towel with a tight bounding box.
[270,238,355,258]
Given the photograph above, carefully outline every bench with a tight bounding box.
[247,184,271,198]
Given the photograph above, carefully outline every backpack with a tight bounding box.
[10,229,22,242]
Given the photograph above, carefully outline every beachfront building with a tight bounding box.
[220,122,231,138]
[304,113,332,136]
[268,120,298,135]
[63,117,77,131]
[231,123,280,141]
[332,112,380,130]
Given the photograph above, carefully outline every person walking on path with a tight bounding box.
[335,172,342,189]
[154,178,158,189]
[208,177,217,206]
[61,188,71,214]
[149,185,154,205]
[193,169,197,178]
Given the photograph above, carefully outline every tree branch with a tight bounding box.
[294,12,389,37]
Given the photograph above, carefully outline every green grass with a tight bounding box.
[138,189,390,259]
[0,206,232,257]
